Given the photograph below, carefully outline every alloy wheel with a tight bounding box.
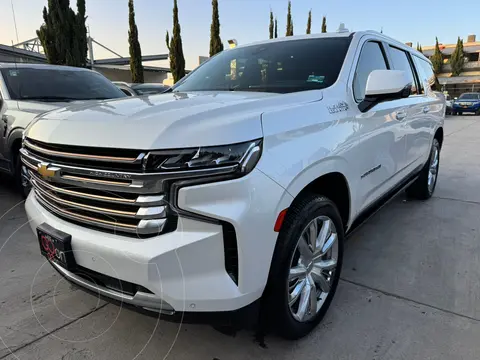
[287,216,338,322]
[428,145,439,193]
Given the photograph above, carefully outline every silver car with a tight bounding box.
[113,81,170,96]
[0,63,126,196]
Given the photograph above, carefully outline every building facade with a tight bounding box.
[419,34,480,97]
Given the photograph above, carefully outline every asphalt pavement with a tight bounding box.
[1,115,480,360]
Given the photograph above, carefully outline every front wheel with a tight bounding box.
[263,194,344,339]
[14,155,31,199]
[406,139,440,200]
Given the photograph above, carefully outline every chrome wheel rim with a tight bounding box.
[428,145,439,193]
[288,216,338,322]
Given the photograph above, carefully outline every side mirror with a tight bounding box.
[359,70,412,112]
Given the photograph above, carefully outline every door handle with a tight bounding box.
[422,106,430,114]
[395,111,407,121]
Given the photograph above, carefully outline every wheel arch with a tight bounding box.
[298,172,350,230]
[286,170,352,231]
[5,128,23,173]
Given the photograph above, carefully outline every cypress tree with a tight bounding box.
[269,10,274,39]
[128,0,144,83]
[75,0,88,67]
[306,10,311,34]
[209,0,223,56]
[169,0,186,83]
[286,1,293,36]
[274,18,278,38]
[431,37,443,75]
[450,37,464,77]
[37,2,59,65]
[37,0,87,67]
[321,16,327,33]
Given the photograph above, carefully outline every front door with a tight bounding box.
[350,40,408,213]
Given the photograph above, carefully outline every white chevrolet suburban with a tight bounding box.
[22,30,444,339]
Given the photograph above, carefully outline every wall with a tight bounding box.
[94,67,168,84]
[0,53,46,64]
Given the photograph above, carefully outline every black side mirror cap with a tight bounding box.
[358,85,412,113]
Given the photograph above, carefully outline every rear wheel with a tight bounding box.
[406,139,440,200]
[263,194,344,340]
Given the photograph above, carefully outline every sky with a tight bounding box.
[1,0,479,70]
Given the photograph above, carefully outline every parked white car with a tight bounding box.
[0,63,126,196]
[22,30,444,339]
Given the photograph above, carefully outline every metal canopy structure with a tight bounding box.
[12,36,168,67]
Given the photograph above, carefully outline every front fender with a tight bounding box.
[6,127,24,162]
[257,152,355,226]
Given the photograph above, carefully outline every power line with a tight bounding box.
[10,0,19,44]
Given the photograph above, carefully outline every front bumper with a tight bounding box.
[453,103,480,112]
[26,169,293,313]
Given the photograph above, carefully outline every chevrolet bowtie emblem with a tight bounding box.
[37,163,58,178]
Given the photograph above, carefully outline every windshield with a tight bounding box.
[458,93,480,100]
[1,68,126,101]
[132,84,169,95]
[173,37,352,94]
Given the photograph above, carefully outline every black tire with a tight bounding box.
[14,154,31,199]
[406,138,440,200]
[263,194,344,340]
[476,109,480,116]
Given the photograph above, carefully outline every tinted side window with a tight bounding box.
[120,89,133,96]
[388,46,417,95]
[353,42,388,101]
[414,57,436,92]
[411,58,425,94]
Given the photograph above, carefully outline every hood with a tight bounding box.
[17,99,99,115]
[26,91,322,150]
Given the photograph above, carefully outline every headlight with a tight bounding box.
[144,140,262,175]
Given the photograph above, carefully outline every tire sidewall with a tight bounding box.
[427,139,440,197]
[15,155,31,199]
[265,195,344,339]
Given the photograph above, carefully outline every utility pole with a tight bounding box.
[88,27,94,68]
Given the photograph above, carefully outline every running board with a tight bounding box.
[346,173,419,238]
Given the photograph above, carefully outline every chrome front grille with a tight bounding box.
[21,140,170,237]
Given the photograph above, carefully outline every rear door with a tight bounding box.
[409,55,442,169]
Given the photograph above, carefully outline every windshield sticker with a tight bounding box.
[307,75,325,83]
[327,101,349,114]
[9,70,19,77]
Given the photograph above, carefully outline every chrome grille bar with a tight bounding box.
[29,172,165,207]
[34,190,166,235]
[24,139,145,164]
[31,175,167,220]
